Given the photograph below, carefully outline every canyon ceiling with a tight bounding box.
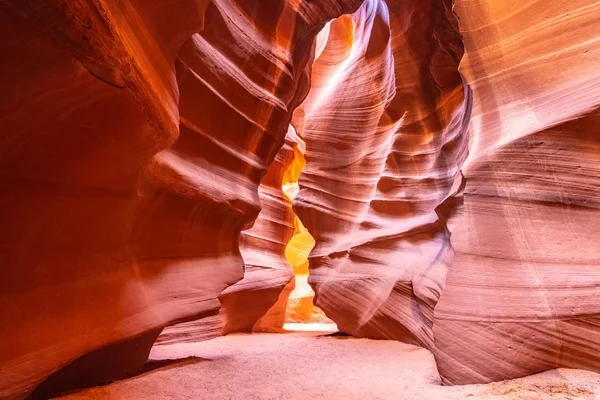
[0,0,599,398]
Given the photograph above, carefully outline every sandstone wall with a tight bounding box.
[433,0,600,384]
[0,0,362,397]
[293,0,471,347]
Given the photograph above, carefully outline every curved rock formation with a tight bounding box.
[2,0,599,394]
[293,0,471,347]
[1,1,208,397]
[156,123,321,340]
[281,138,331,325]
[432,0,600,384]
[434,111,600,384]
[222,126,303,333]
[0,0,362,398]
[293,0,600,385]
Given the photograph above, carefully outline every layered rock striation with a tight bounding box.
[222,126,305,333]
[293,0,471,347]
[292,0,600,385]
[432,0,600,384]
[0,0,362,398]
[434,111,600,384]
[1,0,599,395]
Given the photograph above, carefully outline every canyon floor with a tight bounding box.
[55,329,600,400]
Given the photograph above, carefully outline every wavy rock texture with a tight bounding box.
[432,0,600,384]
[2,0,599,395]
[0,0,362,398]
[155,127,305,343]
[434,112,600,384]
[154,312,227,346]
[222,127,305,333]
[293,0,471,347]
[157,126,317,340]
[0,2,207,397]
[453,0,600,165]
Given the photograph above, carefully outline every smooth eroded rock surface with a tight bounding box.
[222,127,305,333]
[1,0,600,394]
[434,112,600,384]
[0,0,362,397]
[293,0,471,347]
[431,0,600,384]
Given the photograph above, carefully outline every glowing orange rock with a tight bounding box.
[221,127,304,333]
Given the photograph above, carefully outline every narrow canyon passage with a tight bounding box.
[2,0,600,398]
[280,134,337,330]
[56,331,600,400]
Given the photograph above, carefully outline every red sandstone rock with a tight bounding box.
[156,126,312,340]
[434,112,600,384]
[221,127,304,333]
[293,0,600,385]
[0,0,362,398]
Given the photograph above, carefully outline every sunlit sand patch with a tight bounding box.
[282,323,339,332]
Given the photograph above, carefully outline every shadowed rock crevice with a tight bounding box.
[29,330,162,400]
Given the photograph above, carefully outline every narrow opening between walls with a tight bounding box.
[280,137,337,332]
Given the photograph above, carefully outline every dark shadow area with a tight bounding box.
[29,329,161,400]
[319,331,351,338]
[31,355,208,399]
[140,356,208,375]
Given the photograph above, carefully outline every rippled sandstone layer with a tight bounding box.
[1,0,599,396]
[292,0,600,385]
[432,0,600,384]
[0,0,362,398]
[293,0,471,348]
[156,127,305,342]
[222,126,306,333]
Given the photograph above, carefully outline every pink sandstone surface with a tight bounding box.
[432,0,600,384]
[293,0,471,348]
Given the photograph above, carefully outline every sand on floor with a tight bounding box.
[55,331,600,400]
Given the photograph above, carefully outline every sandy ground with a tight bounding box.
[56,331,600,400]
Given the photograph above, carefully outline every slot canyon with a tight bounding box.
[0,0,599,399]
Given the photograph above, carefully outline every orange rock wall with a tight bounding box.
[0,0,362,398]
[222,127,304,333]
[292,0,600,385]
